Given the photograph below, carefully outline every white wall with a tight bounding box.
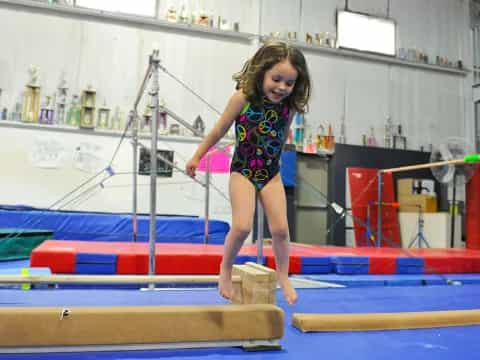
[0,0,474,221]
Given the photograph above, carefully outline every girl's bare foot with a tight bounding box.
[218,263,234,300]
[279,277,297,305]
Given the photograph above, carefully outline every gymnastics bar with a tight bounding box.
[380,154,480,174]
[0,304,284,353]
[376,154,480,246]
[292,309,480,332]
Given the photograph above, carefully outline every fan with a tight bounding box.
[429,137,478,248]
[430,137,477,186]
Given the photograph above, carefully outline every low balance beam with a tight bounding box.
[0,274,242,285]
[0,263,278,305]
[0,304,284,353]
[293,309,480,332]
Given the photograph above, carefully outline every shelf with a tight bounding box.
[0,120,210,144]
[0,0,256,42]
[261,36,469,76]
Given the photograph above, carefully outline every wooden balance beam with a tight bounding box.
[0,263,283,353]
[292,309,480,332]
[0,304,284,352]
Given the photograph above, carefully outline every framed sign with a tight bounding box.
[138,147,174,177]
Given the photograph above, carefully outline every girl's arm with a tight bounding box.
[283,109,296,144]
[186,90,246,176]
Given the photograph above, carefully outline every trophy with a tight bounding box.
[393,124,407,150]
[39,95,54,124]
[21,66,41,123]
[338,115,346,144]
[10,93,23,122]
[178,4,189,24]
[66,94,81,127]
[0,88,6,120]
[55,74,68,125]
[384,116,393,148]
[111,106,124,130]
[193,115,205,136]
[96,99,110,129]
[293,112,305,150]
[80,85,96,129]
[367,126,378,147]
[166,6,177,22]
[141,103,152,132]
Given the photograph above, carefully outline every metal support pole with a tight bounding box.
[376,172,383,247]
[256,197,264,264]
[130,110,138,242]
[148,51,160,288]
[450,173,457,248]
[204,154,211,244]
[132,50,156,244]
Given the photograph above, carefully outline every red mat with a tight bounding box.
[347,167,401,247]
[30,240,480,275]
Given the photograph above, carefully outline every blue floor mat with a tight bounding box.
[2,285,480,359]
[301,273,480,287]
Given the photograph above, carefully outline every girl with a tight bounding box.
[186,41,311,305]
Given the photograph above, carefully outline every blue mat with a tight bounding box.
[302,274,480,287]
[2,285,480,359]
[0,206,229,244]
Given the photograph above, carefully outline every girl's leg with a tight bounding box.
[219,172,256,300]
[259,174,297,305]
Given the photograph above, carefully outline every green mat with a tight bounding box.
[0,228,53,261]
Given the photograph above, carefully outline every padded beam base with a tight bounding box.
[293,309,480,332]
[1,304,284,352]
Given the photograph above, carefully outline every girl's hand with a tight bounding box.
[185,157,199,178]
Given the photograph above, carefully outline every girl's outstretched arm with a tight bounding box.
[186,90,246,177]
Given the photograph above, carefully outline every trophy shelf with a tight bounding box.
[0,0,256,42]
[260,36,469,77]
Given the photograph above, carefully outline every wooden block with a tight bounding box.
[232,263,276,305]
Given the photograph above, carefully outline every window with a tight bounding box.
[75,0,156,17]
[337,10,396,56]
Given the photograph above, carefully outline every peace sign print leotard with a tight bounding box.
[230,100,290,191]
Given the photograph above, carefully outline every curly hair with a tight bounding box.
[233,41,311,114]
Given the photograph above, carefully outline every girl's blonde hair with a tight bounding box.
[233,41,311,114]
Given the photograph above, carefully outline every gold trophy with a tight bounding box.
[22,66,41,123]
[80,85,96,129]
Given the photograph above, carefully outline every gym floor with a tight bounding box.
[2,275,480,360]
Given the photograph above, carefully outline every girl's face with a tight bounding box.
[262,59,298,103]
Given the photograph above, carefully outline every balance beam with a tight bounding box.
[293,309,480,332]
[0,304,284,353]
[0,262,278,305]
[0,274,242,285]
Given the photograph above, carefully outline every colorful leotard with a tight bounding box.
[230,100,290,191]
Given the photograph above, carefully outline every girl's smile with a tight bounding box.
[263,60,298,103]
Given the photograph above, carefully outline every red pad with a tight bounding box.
[347,167,401,247]
[30,240,480,275]
[30,244,76,273]
[466,166,480,249]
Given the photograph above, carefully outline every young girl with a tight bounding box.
[186,41,311,305]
